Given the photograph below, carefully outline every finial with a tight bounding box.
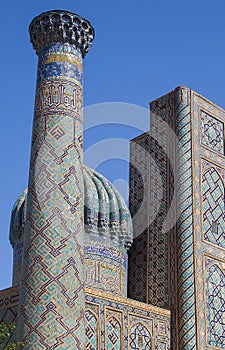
[29,10,95,57]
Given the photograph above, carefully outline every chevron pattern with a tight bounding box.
[175,87,197,350]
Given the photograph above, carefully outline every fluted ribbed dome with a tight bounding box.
[10,165,133,249]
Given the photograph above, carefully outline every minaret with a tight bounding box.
[17,10,94,348]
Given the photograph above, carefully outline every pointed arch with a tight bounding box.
[129,322,152,349]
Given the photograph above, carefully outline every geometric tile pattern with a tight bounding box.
[206,258,225,348]
[85,302,100,350]
[129,323,152,349]
[106,316,121,349]
[147,138,169,308]
[128,91,176,312]
[16,10,95,349]
[151,93,177,350]
[128,313,154,350]
[0,307,18,347]
[129,87,197,350]
[201,110,224,154]
[202,164,225,248]
[128,133,150,302]
[0,286,171,350]
[148,92,177,350]
[105,308,123,350]
[158,343,167,350]
[10,164,132,297]
[0,287,20,346]
[148,95,173,309]
[128,114,174,308]
[175,87,197,350]
[83,165,132,297]
[85,288,170,350]
[158,320,167,336]
[85,309,98,350]
[9,188,27,286]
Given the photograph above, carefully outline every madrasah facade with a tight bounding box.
[0,9,225,350]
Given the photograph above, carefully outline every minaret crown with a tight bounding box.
[29,10,95,57]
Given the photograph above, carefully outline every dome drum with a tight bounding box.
[10,166,133,294]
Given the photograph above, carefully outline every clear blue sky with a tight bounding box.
[1,0,225,290]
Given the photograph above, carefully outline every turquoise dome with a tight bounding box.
[10,166,133,294]
[10,165,132,248]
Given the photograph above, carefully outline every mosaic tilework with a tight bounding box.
[147,140,170,308]
[148,143,169,308]
[158,342,167,350]
[128,123,173,308]
[205,257,225,348]
[188,91,225,349]
[202,160,225,249]
[175,88,197,350]
[85,303,100,350]
[0,287,20,346]
[129,87,197,350]
[10,165,132,296]
[130,323,152,349]
[128,229,148,303]
[128,91,175,310]
[201,110,224,154]
[128,133,150,302]
[17,10,94,349]
[84,165,132,297]
[9,189,27,286]
[85,288,170,350]
[148,94,174,310]
[85,310,98,349]
[0,287,170,350]
[106,309,122,349]
[83,166,132,247]
[85,258,126,297]
[150,93,178,350]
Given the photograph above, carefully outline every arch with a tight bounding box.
[106,315,122,349]
[85,309,98,350]
[206,264,225,347]
[129,322,152,349]
[202,167,225,248]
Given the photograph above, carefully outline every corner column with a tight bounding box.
[17,10,94,349]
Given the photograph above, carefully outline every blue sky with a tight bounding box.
[1,0,225,290]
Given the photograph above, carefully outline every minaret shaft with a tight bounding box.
[17,11,94,349]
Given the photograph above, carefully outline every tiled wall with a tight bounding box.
[129,87,225,350]
[0,287,171,350]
